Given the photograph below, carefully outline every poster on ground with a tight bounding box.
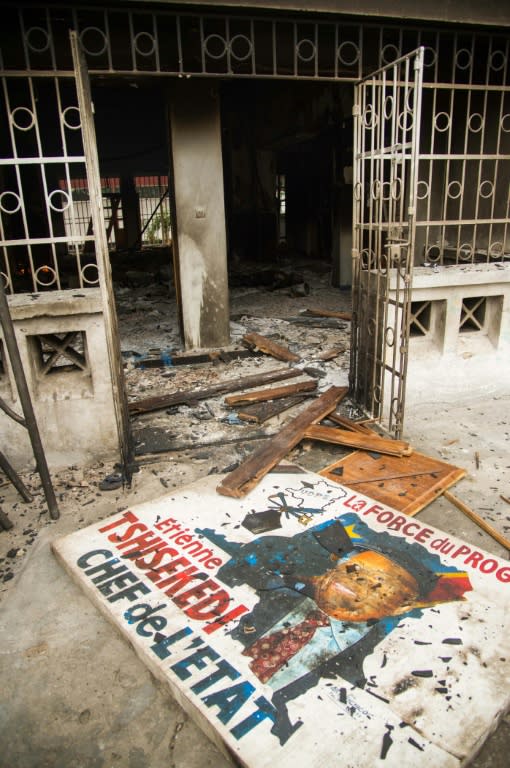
[53,469,510,768]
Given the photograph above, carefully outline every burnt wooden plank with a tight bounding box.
[225,378,317,406]
[301,307,352,321]
[326,412,374,434]
[304,425,412,457]
[236,395,307,424]
[216,385,348,498]
[242,332,300,362]
[129,367,300,415]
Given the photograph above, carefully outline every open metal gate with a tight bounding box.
[350,48,424,438]
[0,32,132,477]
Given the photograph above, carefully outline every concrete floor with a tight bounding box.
[0,271,509,766]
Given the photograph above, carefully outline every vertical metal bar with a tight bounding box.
[69,30,134,482]
[128,11,137,72]
[0,278,59,518]
[176,15,183,76]
[153,12,161,73]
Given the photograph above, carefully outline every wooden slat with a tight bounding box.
[444,491,510,551]
[304,425,412,457]
[129,367,300,415]
[326,412,374,434]
[236,395,307,424]
[320,450,466,516]
[225,378,316,406]
[217,386,348,498]
[301,308,352,321]
[242,332,300,362]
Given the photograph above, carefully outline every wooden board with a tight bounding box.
[320,450,466,516]
[236,395,307,424]
[243,332,300,362]
[217,386,348,498]
[53,470,510,768]
[304,424,412,457]
[301,308,352,321]
[225,378,317,406]
[129,367,300,415]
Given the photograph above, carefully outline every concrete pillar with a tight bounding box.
[168,80,230,350]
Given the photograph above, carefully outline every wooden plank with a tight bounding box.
[443,490,510,551]
[304,425,412,457]
[302,307,352,321]
[216,385,348,498]
[242,332,300,362]
[315,347,345,361]
[326,412,374,434]
[225,378,317,406]
[320,450,466,516]
[129,367,300,415]
[236,395,307,423]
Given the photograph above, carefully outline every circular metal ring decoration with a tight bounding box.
[363,104,378,129]
[360,248,375,270]
[398,110,414,131]
[468,112,483,134]
[0,191,22,214]
[406,87,415,112]
[390,397,401,420]
[489,50,507,72]
[81,262,100,286]
[434,111,451,132]
[35,265,57,287]
[230,34,253,62]
[203,33,228,60]
[373,384,382,405]
[26,26,51,53]
[367,317,377,337]
[501,114,510,133]
[479,180,494,199]
[488,241,504,259]
[455,48,472,71]
[416,180,430,200]
[447,180,462,200]
[391,177,402,200]
[354,182,363,201]
[423,46,437,68]
[48,189,71,213]
[385,326,395,348]
[134,31,156,57]
[425,245,442,263]
[0,272,10,291]
[11,106,35,132]
[337,41,360,66]
[381,43,399,65]
[458,242,474,261]
[296,38,316,63]
[370,179,381,200]
[80,26,109,57]
[384,95,394,120]
[62,106,81,130]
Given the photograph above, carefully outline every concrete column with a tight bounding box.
[168,80,230,350]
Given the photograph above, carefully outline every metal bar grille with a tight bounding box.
[0,75,100,293]
[1,6,507,87]
[351,48,424,438]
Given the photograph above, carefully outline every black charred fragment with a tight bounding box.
[380,725,394,759]
[408,737,425,751]
[411,670,434,678]
[442,638,463,645]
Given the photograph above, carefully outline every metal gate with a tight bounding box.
[350,48,424,438]
[0,32,132,476]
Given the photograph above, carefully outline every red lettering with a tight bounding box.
[108,521,147,543]
[496,566,510,583]
[403,522,421,537]
[415,527,433,544]
[464,551,484,568]
[479,558,498,574]
[186,591,231,620]
[451,545,471,559]
[386,515,407,532]
[99,509,138,532]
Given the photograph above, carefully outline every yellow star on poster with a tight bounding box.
[344,523,362,540]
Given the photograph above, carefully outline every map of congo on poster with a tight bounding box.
[52,470,510,768]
